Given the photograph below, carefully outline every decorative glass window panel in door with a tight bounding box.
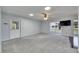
[11,21,19,30]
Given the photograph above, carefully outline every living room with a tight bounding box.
[0,6,78,53]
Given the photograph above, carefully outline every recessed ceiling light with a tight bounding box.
[29,13,34,16]
[45,7,51,11]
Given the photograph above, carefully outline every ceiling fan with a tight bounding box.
[41,13,48,20]
[29,7,52,21]
[29,12,52,21]
[40,7,52,20]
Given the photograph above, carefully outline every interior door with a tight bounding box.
[2,20,10,41]
[10,20,20,39]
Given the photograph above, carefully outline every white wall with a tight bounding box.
[41,21,50,33]
[21,18,41,37]
[41,18,74,37]
[0,8,1,52]
[2,13,41,41]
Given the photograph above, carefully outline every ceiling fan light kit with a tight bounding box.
[41,13,48,20]
[44,17,48,20]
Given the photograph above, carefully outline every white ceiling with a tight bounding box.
[1,6,78,21]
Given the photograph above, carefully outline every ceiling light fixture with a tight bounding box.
[44,17,48,20]
[42,13,48,20]
[44,13,48,20]
[45,7,51,11]
[29,13,34,16]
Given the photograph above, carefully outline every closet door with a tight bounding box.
[2,19,10,41]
